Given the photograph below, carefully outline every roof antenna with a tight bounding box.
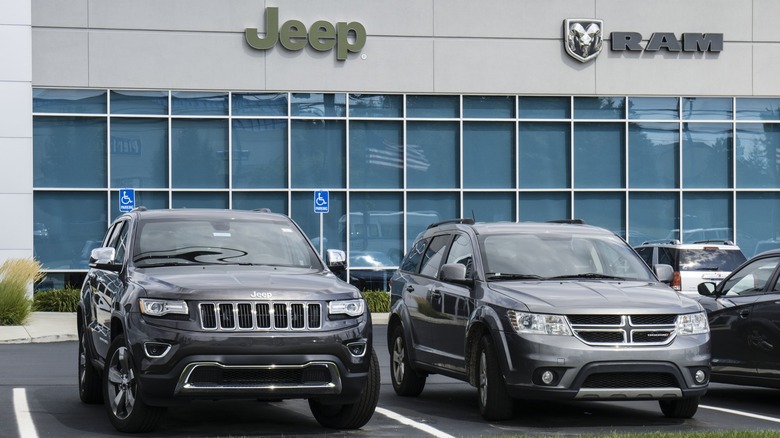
[471,210,476,222]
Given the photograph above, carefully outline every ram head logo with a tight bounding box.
[564,19,603,63]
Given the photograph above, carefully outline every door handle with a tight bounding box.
[739,309,750,319]
[405,285,414,293]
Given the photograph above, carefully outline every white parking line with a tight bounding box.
[701,404,780,424]
[13,388,38,438]
[375,407,456,438]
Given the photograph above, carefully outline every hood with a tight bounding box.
[487,280,702,315]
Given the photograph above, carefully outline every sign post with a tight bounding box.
[314,190,329,255]
[119,189,135,213]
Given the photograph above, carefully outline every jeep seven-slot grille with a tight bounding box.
[567,314,677,346]
[199,302,322,330]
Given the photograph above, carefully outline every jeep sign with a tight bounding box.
[245,7,366,61]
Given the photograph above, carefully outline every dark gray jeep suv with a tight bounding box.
[77,208,378,433]
[388,219,710,420]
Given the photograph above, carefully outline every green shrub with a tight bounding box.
[0,258,44,326]
[33,288,81,313]
[361,290,390,313]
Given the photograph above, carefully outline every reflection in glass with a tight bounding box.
[463,96,514,119]
[232,192,288,214]
[737,193,780,258]
[682,192,732,244]
[172,192,228,209]
[34,116,107,188]
[171,91,228,116]
[171,119,228,188]
[291,191,345,253]
[682,123,732,188]
[291,93,346,117]
[407,95,459,118]
[628,97,679,120]
[736,124,780,188]
[406,193,457,250]
[736,98,780,121]
[518,192,570,222]
[111,118,168,188]
[519,122,570,188]
[628,122,679,188]
[232,119,288,188]
[291,120,346,188]
[464,122,514,188]
[518,96,569,119]
[349,94,402,118]
[348,192,403,264]
[349,121,403,188]
[464,193,514,222]
[111,90,168,115]
[682,97,732,120]
[233,93,288,116]
[574,97,625,119]
[574,192,625,237]
[574,123,625,188]
[628,193,679,246]
[33,89,107,114]
[407,122,459,188]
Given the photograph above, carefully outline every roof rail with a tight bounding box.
[547,219,585,225]
[641,239,681,245]
[693,239,734,245]
[131,206,147,212]
[427,218,475,229]
[253,208,272,213]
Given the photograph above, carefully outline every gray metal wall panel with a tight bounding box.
[32,29,88,87]
[32,0,87,27]
[754,0,780,41]
[0,25,32,81]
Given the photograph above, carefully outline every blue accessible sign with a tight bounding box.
[119,189,135,212]
[314,190,329,213]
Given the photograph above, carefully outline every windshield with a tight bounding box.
[481,232,655,281]
[132,218,321,269]
[679,249,746,271]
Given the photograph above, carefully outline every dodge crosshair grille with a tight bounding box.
[567,314,677,346]
[199,302,322,330]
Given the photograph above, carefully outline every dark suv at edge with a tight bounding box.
[388,219,710,420]
[77,208,378,433]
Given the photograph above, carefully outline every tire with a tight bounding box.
[476,334,513,421]
[659,396,699,418]
[390,325,426,396]
[78,324,103,404]
[309,349,380,429]
[103,335,166,433]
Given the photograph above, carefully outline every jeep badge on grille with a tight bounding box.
[250,291,273,299]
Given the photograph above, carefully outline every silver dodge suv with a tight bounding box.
[388,219,710,421]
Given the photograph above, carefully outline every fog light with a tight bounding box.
[144,342,171,358]
[694,369,707,384]
[541,370,555,385]
[346,341,366,357]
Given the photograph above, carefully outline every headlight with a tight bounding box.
[328,299,365,317]
[139,299,189,317]
[676,312,709,335]
[507,310,572,336]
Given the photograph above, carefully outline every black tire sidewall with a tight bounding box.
[390,325,426,396]
[477,334,513,421]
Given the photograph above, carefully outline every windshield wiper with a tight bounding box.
[486,273,546,281]
[549,273,625,280]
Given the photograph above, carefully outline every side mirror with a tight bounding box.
[653,264,674,283]
[440,263,472,285]
[326,249,347,273]
[698,281,716,297]
[89,247,121,272]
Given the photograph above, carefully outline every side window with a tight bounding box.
[400,238,428,273]
[419,235,450,278]
[445,234,474,279]
[635,247,653,266]
[112,222,129,263]
[721,256,780,296]
[102,222,121,248]
[658,248,673,266]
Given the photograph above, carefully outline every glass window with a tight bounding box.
[574,123,625,188]
[446,234,475,278]
[33,89,107,114]
[628,97,679,120]
[291,191,346,252]
[682,123,733,188]
[518,192,570,222]
[33,116,107,188]
[291,93,346,117]
[171,119,228,188]
[574,97,625,119]
[401,238,427,273]
[110,118,168,188]
[464,192,514,222]
[232,119,288,188]
[348,192,403,264]
[682,192,732,244]
[736,124,780,188]
[464,122,514,188]
[407,121,459,188]
[110,90,168,115]
[110,191,168,221]
[628,193,679,246]
[519,122,570,188]
[683,97,732,120]
[635,246,654,266]
[34,192,107,270]
[720,256,780,297]
[574,192,625,237]
[171,91,228,115]
[291,120,346,188]
[349,121,403,189]
[349,94,402,118]
[171,192,228,209]
[628,122,679,188]
[518,96,569,119]
[420,235,450,278]
[463,96,514,119]
[407,95,459,118]
[736,98,780,121]
[232,192,288,215]
[407,193,458,250]
[232,93,288,116]
[737,193,780,258]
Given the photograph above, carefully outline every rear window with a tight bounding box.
[678,249,746,271]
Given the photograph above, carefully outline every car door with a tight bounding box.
[89,220,129,359]
[741,260,780,380]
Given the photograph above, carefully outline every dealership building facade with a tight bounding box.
[4,0,780,288]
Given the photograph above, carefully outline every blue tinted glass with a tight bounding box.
[110,191,168,221]
[463,96,514,119]
[171,119,229,188]
[33,89,107,114]
[518,97,569,119]
[349,121,403,189]
[291,93,346,117]
[291,191,345,252]
[110,90,168,115]
[736,98,780,121]
[628,193,679,246]
[464,122,514,188]
[682,192,732,244]
[34,191,107,270]
[628,123,679,188]
[407,95,459,118]
[232,93,288,116]
[110,118,168,188]
[232,119,288,188]
[519,122,570,188]
[171,192,228,209]
[406,192,458,249]
[349,192,403,264]
[171,92,228,115]
[518,192,570,222]
[349,94,402,117]
[464,193,514,222]
[34,116,107,188]
[232,192,288,214]
[574,97,625,119]
[574,192,625,237]
[682,97,732,120]
[628,97,679,120]
[574,123,625,188]
[682,123,732,188]
[737,124,780,188]
[291,120,346,188]
[407,122,459,188]
[737,193,780,258]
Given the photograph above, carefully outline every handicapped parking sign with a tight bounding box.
[314,190,329,214]
[119,189,135,212]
